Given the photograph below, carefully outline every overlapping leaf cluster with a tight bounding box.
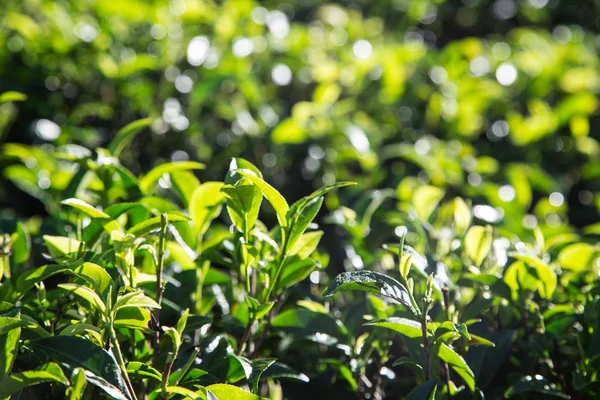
[1,0,600,399]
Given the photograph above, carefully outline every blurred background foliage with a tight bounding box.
[2,0,600,239]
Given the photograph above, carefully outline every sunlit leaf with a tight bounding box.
[412,185,444,220]
[365,317,423,338]
[206,383,266,400]
[0,91,27,103]
[438,343,475,392]
[323,271,416,314]
[58,283,107,314]
[235,169,289,227]
[139,161,205,194]
[464,225,493,267]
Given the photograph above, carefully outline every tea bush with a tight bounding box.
[1,0,600,399]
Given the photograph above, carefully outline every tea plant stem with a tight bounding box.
[237,318,254,356]
[442,287,451,321]
[171,347,200,387]
[109,325,138,400]
[443,361,452,399]
[161,352,175,398]
[400,275,421,316]
[154,214,168,347]
[442,286,452,397]
[155,213,168,308]
[264,233,289,301]
[421,310,430,380]
[250,294,284,358]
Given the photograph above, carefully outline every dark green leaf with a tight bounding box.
[406,379,438,400]
[250,358,276,394]
[272,308,346,340]
[505,375,570,398]
[260,362,309,383]
[26,336,130,400]
[0,363,68,398]
[126,361,162,382]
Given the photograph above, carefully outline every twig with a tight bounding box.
[154,214,168,347]
[237,319,255,356]
[109,326,138,400]
[161,352,175,397]
[421,311,430,380]
[442,286,452,398]
[250,294,285,358]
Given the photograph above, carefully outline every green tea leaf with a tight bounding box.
[158,386,205,400]
[0,316,35,335]
[250,359,276,394]
[235,169,289,227]
[391,357,425,381]
[511,253,557,299]
[221,181,262,234]
[127,212,190,236]
[323,271,416,314]
[557,243,598,272]
[259,362,309,383]
[43,235,83,258]
[0,363,68,398]
[286,196,323,253]
[0,309,21,381]
[62,198,121,234]
[279,258,318,290]
[114,307,153,333]
[412,185,445,220]
[12,222,31,265]
[139,161,205,194]
[365,317,423,338]
[505,375,570,398]
[206,383,266,400]
[406,379,438,400]
[26,336,130,400]
[176,308,189,338]
[464,225,493,267]
[453,197,472,236]
[58,283,107,314]
[126,361,162,382]
[61,198,111,219]
[272,308,347,340]
[289,231,323,259]
[70,262,112,295]
[69,368,87,400]
[113,291,160,313]
[13,264,71,300]
[0,91,27,103]
[438,343,475,392]
[190,182,225,235]
[162,326,182,354]
[108,118,153,157]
